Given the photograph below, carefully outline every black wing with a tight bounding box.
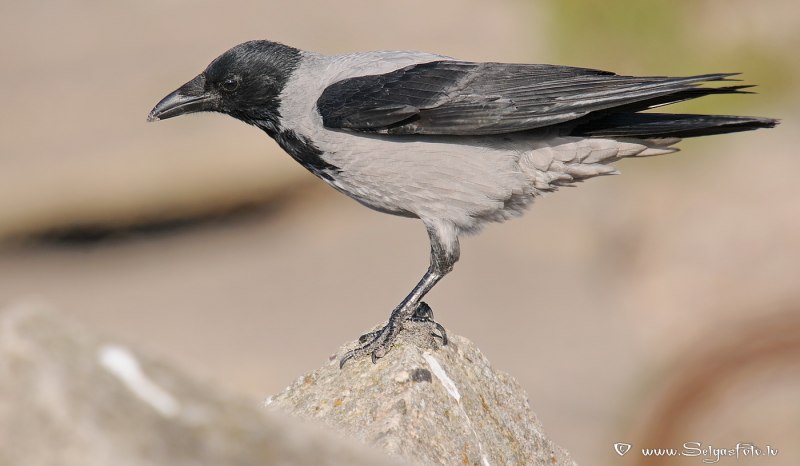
[316,60,746,136]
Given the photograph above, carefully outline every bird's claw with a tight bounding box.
[340,302,448,369]
[340,320,399,369]
[410,302,448,345]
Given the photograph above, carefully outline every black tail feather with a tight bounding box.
[571,113,778,139]
[623,85,756,112]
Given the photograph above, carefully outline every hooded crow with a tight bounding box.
[148,40,777,367]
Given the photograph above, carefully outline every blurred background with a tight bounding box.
[1,0,798,464]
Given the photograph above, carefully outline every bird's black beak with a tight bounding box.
[147,74,217,122]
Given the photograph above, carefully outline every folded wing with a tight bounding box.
[316,60,752,136]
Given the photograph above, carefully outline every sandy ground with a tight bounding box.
[2,1,799,464]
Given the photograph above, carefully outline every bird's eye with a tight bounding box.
[220,77,239,92]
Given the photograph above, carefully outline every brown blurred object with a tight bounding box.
[627,306,800,465]
[0,300,408,466]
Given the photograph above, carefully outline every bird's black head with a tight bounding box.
[148,40,300,134]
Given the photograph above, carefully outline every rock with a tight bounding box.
[0,300,405,466]
[268,320,575,466]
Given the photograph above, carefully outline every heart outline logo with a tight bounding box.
[613,443,632,456]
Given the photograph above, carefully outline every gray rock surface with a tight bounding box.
[0,300,405,466]
[268,320,576,466]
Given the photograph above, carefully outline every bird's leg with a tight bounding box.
[340,225,459,368]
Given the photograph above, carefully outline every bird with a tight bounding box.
[148,40,777,367]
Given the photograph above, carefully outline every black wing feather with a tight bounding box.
[317,60,745,136]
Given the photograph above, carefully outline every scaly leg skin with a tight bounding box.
[340,224,459,369]
[342,302,416,368]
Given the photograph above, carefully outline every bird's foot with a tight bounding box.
[340,319,401,369]
[409,302,448,345]
[356,302,446,343]
[340,302,448,368]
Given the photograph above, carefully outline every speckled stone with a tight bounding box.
[268,321,575,466]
